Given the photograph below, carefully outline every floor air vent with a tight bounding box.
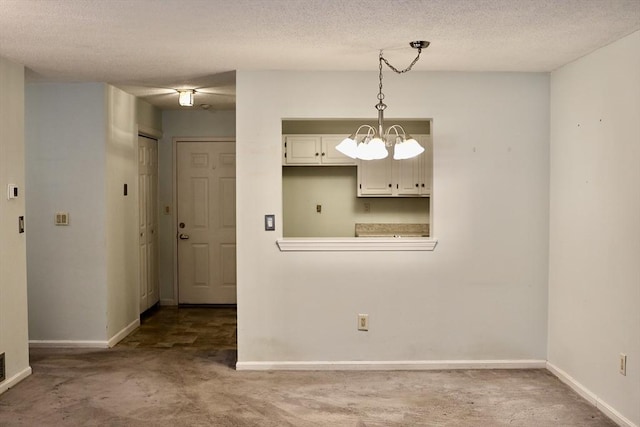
[0,353,5,382]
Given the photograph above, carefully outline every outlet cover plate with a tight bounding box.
[357,314,369,331]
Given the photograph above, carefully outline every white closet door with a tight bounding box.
[138,135,159,313]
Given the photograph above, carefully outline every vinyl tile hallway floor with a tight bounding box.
[117,306,237,350]
[0,307,617,427]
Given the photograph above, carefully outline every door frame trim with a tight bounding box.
[172,137,236,305]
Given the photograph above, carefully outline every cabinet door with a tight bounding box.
[419,135,432,195]
[285,136,321,164]
[321,136,356,165]
[396,155,422,195]
[358,157,393,196]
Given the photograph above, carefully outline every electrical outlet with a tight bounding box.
[357,314,369,331]
[620,353,627,376]
[55,212,69,226]
[364,202,371,213]
[316,204,322,213]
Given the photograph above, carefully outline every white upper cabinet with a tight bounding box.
[283,135,356,165]
[358,135,432,197]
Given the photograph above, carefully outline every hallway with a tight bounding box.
[118,306,237,351]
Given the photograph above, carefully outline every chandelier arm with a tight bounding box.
[385,124,405,139]
[353,124,375,140]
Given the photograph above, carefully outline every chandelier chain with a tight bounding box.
[378,53,385,102]
[380,48,423,74]
[377,47,423,104]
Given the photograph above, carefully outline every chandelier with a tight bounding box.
[336,41,429,160]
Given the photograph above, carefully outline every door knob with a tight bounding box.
[179,233,190,240]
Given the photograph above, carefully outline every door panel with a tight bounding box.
[177,141,236,304]
[192,178,209,227]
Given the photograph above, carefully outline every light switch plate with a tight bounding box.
[7,184,18,199]
[265,214,275,231]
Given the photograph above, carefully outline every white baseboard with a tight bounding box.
[160,298,176,306]
[0,366,32,395]
[236,359,547,371]
[29,340,109,348]
[547,362,637,427]
[28,317,140,349]
[107,318,140,348]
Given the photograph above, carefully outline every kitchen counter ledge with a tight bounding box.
[276,237,438,252]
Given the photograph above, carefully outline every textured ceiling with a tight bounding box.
[1,0,639,110]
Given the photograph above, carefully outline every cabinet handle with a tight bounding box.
[321,152,326,156]
[415,183,419,187]
[315,152,319,156]
[388,184,392,188]
[421,183,425,187]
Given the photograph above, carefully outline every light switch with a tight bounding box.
[265,214,275,231]
[7,184,18,199]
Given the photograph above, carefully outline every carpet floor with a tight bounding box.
[0,307,616,426]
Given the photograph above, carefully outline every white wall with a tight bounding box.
[158,109,235,303]
[106,86,139,341]
[549,31,640,426]
[0,56,31,393]
[26,83,108,342]
[26,83,139,345]
[236,71,550,363]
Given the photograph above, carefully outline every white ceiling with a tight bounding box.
[1,0,639,110]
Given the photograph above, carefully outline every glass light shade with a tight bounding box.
[368,138,389,160]
[393,138,424,160]
[356,141,374,160]
[335,137,358,159]
[178,90,194,107]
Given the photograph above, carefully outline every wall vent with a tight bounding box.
[0,353,5,382]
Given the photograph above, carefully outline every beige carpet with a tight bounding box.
[0,346,615,426]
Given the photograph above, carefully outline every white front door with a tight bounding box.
[138,135,159,313]
[177,141,236,304]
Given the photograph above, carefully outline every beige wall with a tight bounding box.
[283,166,428,237]
[136,98,162,135]
[548,30,640,426]
[106,85,139,343]
[236,70,550,364]
[0,56,31,393]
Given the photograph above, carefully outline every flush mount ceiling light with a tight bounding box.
[336,41,429,161]
[178,89,195,107]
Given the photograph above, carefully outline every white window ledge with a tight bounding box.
[276,237,438,252]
